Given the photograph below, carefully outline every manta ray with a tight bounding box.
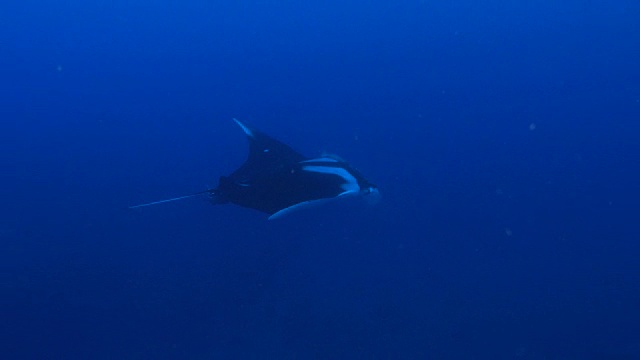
[130,119,380,219]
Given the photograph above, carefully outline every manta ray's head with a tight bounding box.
[361,184,381,205]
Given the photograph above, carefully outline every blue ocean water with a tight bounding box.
[2,0,639,358]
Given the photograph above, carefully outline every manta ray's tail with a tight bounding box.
[128,189,213,209]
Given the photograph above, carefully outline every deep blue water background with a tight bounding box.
[2,1,639,359]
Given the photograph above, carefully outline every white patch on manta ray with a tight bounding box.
[301,165,360,192]
[300,157,339,163]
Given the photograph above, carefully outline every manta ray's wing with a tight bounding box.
[227,119,307,182]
